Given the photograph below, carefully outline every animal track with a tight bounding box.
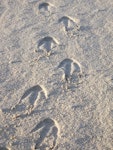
[33,1,54,16]
[15,85,47,112]
[58,16,79,32]
[38,36,59,56]
[39,2,53,13]
[31,118,59,150]
[58,58,82,83]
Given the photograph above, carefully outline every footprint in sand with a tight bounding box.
[58,58,82,83]
[37,36,59,56]
[32,1,54,16]
[31,118,60,150]
[58,16,80,34]
[13,85,48,114]
[38,2,54,14]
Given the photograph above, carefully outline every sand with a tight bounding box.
[0,0,113,149]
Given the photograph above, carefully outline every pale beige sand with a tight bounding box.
[0,0,113,150]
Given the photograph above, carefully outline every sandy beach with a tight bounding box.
[0,0,113,149]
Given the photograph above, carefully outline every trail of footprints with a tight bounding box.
[5,2,83,150]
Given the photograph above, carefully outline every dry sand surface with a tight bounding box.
[0,0,113,149]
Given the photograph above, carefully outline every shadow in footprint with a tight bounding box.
[20,85,42,105]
